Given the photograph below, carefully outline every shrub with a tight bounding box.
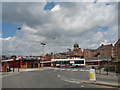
[104,65,115,72]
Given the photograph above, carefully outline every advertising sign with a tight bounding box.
[70,61,74,64]
[17,56,21,60]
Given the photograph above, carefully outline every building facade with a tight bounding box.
[94,44,114,57]
[83,49,95,58]
[84,44,114,59]
[69,42,84,58]
[114,39,120,62]
[113,39,120,73]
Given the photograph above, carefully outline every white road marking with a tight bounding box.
[61,69,65,71]
[58,74,81,84]
[72,69,78,72]
[80,69,84,71]
[85,70,89,72]
[54,68,89,72]
[67,69,71,71]
[1,72,20,78]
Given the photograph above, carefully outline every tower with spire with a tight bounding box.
[73,42,80,51]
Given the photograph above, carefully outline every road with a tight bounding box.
[2,67,116,88]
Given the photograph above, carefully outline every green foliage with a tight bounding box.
[104,65,115,72]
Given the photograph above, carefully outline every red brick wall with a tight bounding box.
[83,49,94,58]
[114,39,120,61]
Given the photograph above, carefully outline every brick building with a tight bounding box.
[113,39,120,73]
[56,42,84,59]
[68,42,84,58]
[83,44,114,66]
[83,49,95,58]
[84,44,114,59]
[94,44,114,57]
[114,39,120,62]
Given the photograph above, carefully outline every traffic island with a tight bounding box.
[82,81,120,88]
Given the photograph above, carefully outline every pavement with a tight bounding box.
[83,69,120,88]
[1,67,120,88]
[82,73,119,88]
[83,81,119,88]
[83,68,120,88]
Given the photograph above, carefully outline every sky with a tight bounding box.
[1,1,119,56]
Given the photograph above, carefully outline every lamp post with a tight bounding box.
[50,52,54,67]
[67,48,71,59]
[29,42,42,69]
[16,27,21,72]
[41,43,46,68]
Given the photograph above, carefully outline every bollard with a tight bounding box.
[89,69,96,81]
[13,67,14,72]
[38,63,40,69]
[51,63,54,68]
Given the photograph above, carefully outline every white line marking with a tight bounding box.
[67,69,71,71]
[72,69,78,72]
[58,74,81,84]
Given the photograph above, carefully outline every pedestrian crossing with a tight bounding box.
[53,68,89,72]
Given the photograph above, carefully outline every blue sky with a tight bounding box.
[44,2,56,10]
[2,22,22,38]
[95,26,109,32]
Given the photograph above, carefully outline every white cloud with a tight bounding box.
[51,4,60,12]
[2,2,118,56]
[93,32,104,42]
[0,37,11,40]
[22,25,38,33]
[0,33,2,37]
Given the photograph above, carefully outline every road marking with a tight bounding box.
[79,69,84,71]
[85,70,89,72]
[81,85,84,88]
[54,68,60,70]
[72,69,78,72]
[54,68,90,72]
[1,72,20,78]
[79,69,89,72]
[58,74,81,84]
[67,69,71,71]
[61,69,65,71]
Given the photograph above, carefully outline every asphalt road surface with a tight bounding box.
[2,67,115,88]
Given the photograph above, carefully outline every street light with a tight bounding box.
[41,43,46,68]
[67,48,71,59]
[16,27,21,72]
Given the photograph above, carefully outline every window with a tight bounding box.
[118,43,120,48]
[75,60,84,64]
